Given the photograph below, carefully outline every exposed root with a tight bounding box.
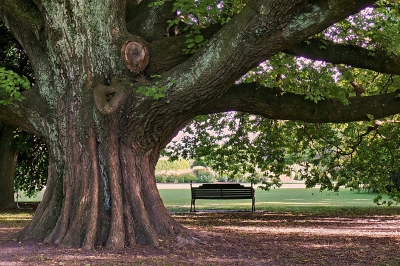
[173,230,209,247]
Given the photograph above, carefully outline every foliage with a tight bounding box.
[0,20,34,83]
[166,174,178,183]
[163,1,400,204]
[190,160,208,168]
[155,174,165,183]
[167,112,400,203]
[193,168,214,183]
[175,173,197,183]
[13,130,48,198]
[0,19,47,198]
[136,75,177,99]
[324,2,400,56]
[156,171,212,183]
[0,20,32,105]
[0,67,29,104]
[165,112,285,189]
[164,0,246,53]
[388,170,400,192]
[155,158,191,172]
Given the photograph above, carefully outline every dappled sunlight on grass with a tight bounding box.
[262,202,351,207]
[159,187,397,213]
[0,214,33,222]
[0,212,34,236]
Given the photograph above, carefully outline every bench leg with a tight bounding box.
[190,199,196,212]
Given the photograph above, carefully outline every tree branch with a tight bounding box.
[284,39,400,75]
[126,0,175,42]
[147,23,400,78]
[146,23,222,75]
[200,83,400,123]
[0,89,51,136]
[148,0,375,111]
[0,0,44,39]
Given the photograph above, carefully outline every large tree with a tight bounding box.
[0,0,399,249]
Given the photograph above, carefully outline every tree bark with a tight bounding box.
[0,123,18,208]
[17,101,186,248]
[201,84,400,123]
[284,39,400,75]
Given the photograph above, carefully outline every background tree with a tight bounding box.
[0,21,28,208]
[0,123,18,208]
[0,0,399,249]
[0,19,47,207]
[13,130,48,198]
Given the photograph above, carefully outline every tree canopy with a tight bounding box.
[163,1,400,204]
[0,0,399,249]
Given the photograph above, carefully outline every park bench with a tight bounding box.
[190,182,255,212]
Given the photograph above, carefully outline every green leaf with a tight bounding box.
[194,35,204,43]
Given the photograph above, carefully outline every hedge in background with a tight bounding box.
[155,159,191,172]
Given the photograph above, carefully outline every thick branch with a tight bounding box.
[0,0,44,39]
[284,39,400,75]
[147,35,189,75]
[200,83,400,123]
[131,0,377,143]
[126,0,175,42]
[147,23,222,75]
[147,25,400,78]
[0,2,48,71]
[0,89,51,136]
[147,0,375,116]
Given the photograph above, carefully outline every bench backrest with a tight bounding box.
[197,183,244,189]
[190,182,254,199]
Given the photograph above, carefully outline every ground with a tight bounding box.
[0,203,399,265]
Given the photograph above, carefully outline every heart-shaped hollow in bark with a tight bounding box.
[94,83,126,115]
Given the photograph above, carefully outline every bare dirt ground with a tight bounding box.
[1,204,400,266]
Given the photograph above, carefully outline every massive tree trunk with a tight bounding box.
[19,120,184,248]
[2,0,191,249]
[0,0,394,249]
[16,78,187,248]
[0,123,18,208]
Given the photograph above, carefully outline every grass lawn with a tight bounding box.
[160,187,399,214]
[15,185,399,215]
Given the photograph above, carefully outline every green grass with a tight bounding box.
[15,186,400,215]
[160,187,400,214]
[15,189,45,202]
